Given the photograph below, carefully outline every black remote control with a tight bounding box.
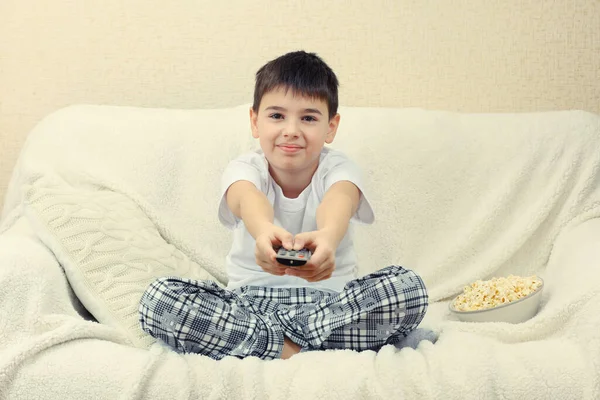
[275,247,312,267]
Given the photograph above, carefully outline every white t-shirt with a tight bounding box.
[218,147,375,293]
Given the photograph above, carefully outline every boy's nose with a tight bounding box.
[282,121,300,137]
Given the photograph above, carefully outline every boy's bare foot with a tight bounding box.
[281,337,301,359]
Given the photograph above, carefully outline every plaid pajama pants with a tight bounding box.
[139,265,428,360]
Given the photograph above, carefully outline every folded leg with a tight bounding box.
[269,265,429,351]
[138,277,284,360]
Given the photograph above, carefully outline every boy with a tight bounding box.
[139,51,432,360]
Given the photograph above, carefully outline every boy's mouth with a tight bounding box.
[277,144,303,153]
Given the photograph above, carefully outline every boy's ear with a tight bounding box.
[250,107,259,139]
[325,113,341,144]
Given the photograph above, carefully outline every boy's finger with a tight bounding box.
[291,236,304,251]
[284,263,315,275]
[307,247,327,268]
[285,268,310,278]
[290,265,327,279]
[308,267,334,282]
[286,258,329,277]
[262,265,287,276]
[256,254,274,265]
[287,262,320,275]
[292,232,315,250]
[274,228,294,249]
[281,236,294,250]
[285,252,322,272]
[269,264,288,273]
[257,237,277,259]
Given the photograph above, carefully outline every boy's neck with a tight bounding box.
[269,163,318,199]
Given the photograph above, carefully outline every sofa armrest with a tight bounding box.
[543,217,600,310]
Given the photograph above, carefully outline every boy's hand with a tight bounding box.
[255,225,295,276]
[285,229,337,282]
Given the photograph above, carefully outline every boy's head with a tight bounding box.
[250,51,341,184]
[252,50,339,120]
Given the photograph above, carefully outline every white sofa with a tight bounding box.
[1,104,599,399]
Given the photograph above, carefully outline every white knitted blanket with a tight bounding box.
[1,104,600,399]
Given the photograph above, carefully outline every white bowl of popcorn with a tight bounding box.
[449,275,544,324]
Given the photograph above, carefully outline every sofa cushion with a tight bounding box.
[23,179,222,349]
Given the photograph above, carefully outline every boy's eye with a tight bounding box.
[302,116,317,122]
[269,113,284,120]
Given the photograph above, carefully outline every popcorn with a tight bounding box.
[453,275,543,312]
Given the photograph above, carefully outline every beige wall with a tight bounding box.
[1,0,599,210]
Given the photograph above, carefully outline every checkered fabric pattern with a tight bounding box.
[139,278,285,359]
[253,265,429,350]
[139,265,428,360]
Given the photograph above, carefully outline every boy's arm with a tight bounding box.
[316,180,361,247]
[288,180,361,281]
[226,180,294,274]
[225,180,274,239]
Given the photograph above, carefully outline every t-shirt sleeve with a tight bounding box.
[322,152,375,225]
[218,154,265,229]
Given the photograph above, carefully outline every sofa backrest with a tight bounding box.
[4,105,600,300]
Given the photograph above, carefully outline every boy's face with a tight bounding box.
[250,87,340,178]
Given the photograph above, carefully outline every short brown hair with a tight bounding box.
[252,51,339,119]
